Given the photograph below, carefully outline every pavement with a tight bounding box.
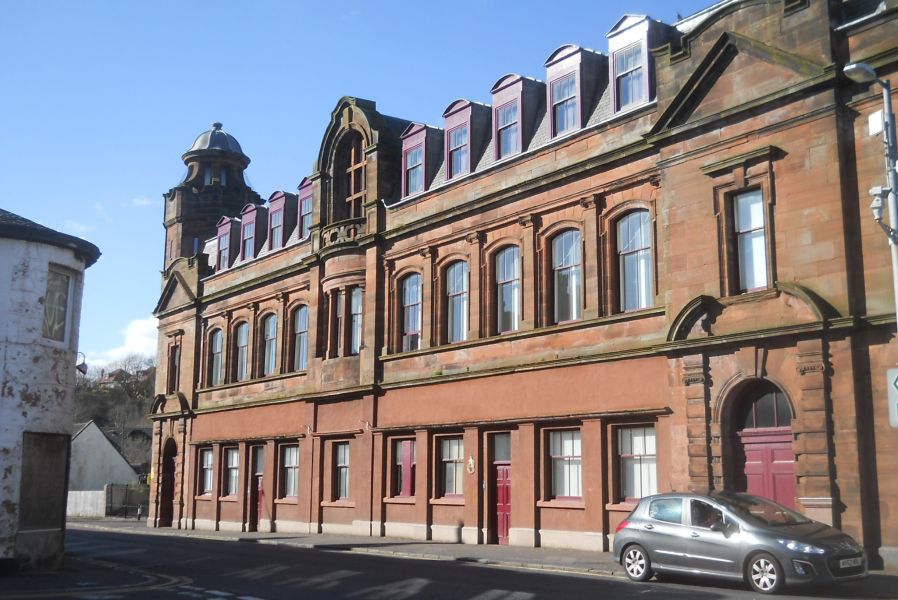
[66,517,623,577]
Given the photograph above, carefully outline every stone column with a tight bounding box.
[682,355,713,492]
[510,423,537,547]
[467,233,483,340]
[520,215,537,330]
[580,195,601,319]
[793,339,834,525]
[420,247,434,349]
[462,426,482,544]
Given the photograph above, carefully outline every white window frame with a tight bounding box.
[549,429,582,499]
[617,425,657,502]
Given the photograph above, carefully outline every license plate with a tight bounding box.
[840,557,863,568]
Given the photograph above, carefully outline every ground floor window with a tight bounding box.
[199,448,213,495]
[223,447,239,496]
[280,445,299,498]
[392,439,416,497]
[440,436,464,496]
[549,429,582,499]
[334,442,350,500]
[617,425,657,501]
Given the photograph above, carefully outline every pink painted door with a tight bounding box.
[738,429,795,508]
[493,463,511,545]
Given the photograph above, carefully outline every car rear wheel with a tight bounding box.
[623,544,653,582]
[746,552,784,594]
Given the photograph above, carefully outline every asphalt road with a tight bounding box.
[0,529,893,600]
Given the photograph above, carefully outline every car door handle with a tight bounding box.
[691,532,700,538]
[644,524,654,530]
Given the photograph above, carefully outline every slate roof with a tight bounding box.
[0,208,100,267]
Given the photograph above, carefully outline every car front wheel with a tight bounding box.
[746,552,784,594]
[622,544,653,582]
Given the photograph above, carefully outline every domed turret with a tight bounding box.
[162,122,261,271]
[183,122,250,166]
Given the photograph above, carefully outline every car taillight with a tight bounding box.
[615,520,630,533]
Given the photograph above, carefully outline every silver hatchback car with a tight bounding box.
[612,491,867,594]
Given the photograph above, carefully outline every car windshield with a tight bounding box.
[716,494,810,526]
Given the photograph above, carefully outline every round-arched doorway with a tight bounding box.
[158,438,177,527]
[730,380,795,508]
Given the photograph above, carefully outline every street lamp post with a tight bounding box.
[844,61,898,338]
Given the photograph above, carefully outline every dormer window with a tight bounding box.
[215,216,239,272]
[404,146,424,195]
[242,222,254,259]
[614,43,645,110]
[297,179,313,240]
[551,74,577,136]
[448,126,469,178]
[269,209,283,249]
[496,102,519,159]
[443,99,488,181]
[217,233,230,270]
[399,123,440,199]
[607,15,667,114]
[300,196,312,239]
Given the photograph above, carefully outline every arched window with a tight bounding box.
[552,229,581,323]
[617,210,653,312]
[445,261,468,343]
[401,274,422,352]
[292,306,309,371]
[495,246,520,333]
[261,314,278,377]
[736,381,792,430]
[208,329,223,386]
[234,322,249,382]
[334,132,366,221]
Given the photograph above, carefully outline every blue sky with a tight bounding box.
[0,0,712,367]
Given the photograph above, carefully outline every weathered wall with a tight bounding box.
[0,237,87,569]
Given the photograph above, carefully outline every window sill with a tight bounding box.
[321,500,356,508]
[429,497,464,506]
[606,502,638,512]
[194,495,213,501]
[383,496,416,505]
[274,497,298,505]
[537,499,585,510]
[218,496,238,503]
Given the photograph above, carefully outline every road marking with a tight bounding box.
[232,564,289,580]
[0,556,191,599]
[468,592,535,600]
[345,577,431,600]
[283,569,360,590]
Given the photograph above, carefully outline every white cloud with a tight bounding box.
[63,220,94,236]
[84,317,158,368]
[93,202,112,224]
[131,195,157,207]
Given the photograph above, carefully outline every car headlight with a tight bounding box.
[777,539,826,554]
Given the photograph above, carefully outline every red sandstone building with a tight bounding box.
[149,0,898,568]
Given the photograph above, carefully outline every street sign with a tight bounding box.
[887,368,898,428]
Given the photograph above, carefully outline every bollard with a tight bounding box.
[137,505,142,521]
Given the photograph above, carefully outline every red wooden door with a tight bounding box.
[493,463,511,545]
[738,429,795,508]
